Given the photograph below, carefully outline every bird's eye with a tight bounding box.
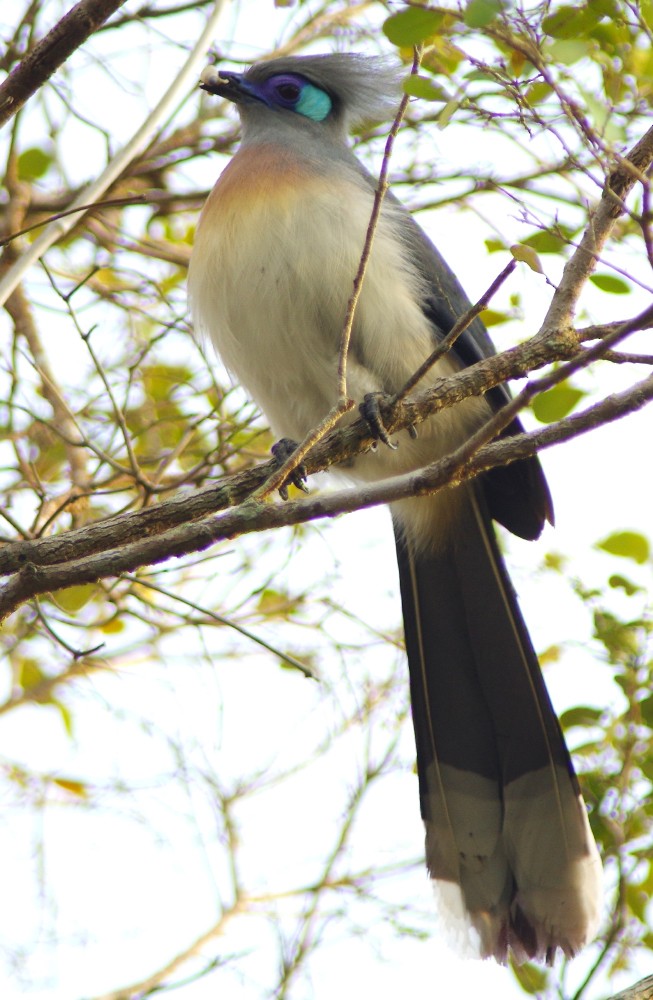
[276,82,301,102]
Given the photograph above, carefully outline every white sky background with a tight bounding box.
[1,2,653,999]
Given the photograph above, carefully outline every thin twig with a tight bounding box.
[337,48,421,398]
[396,258,517,402]
[122,574,318,679]
[0,194,148,247]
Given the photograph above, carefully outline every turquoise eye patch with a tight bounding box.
[296,83,332,122]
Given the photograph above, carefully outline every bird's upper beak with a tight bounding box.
[199,66,256,104]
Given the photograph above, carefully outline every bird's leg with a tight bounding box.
[270,437,309,500]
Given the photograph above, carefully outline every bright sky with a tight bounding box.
[2,2,652,1000]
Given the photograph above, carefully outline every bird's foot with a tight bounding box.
[271,438,309,500]
[359,392,396,450]
[359,392,413,450]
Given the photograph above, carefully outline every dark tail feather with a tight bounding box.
[394,489,602,963]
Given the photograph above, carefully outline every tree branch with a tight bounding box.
[2,363,652,621]
[607,975,653,1000]
[0,0,130,129]
[538,124,653,340]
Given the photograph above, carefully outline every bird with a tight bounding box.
[188,52,602,964]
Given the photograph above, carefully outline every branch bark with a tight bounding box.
[0,0,129,129]
[608,975,653,1000]
[538,124,653,340]
[2,362,653,622]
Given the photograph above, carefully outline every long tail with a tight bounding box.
[394,488,602,963]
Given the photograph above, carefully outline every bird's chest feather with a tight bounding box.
[189,144,441,439]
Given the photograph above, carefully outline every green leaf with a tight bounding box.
[479,309,509,327]
[484,238,506,253]
[436,99,460,129]
[256,588,294,617]
[521,229,573,253]
[532,384,585,423]
[464,0,505,28]
[544,551,568,573]
[589,273,631,294]
[510,959,548,994]
[542,5,604,39]
[510,244,543,273]
[642,0,653,30]
[608,574,642,596]
[17,147,52,181]
[591,0,619,14]
[19,657,45,691]
[640,695,653,728]
[597,531,650,565]
[383,8,444,46]
[547,38,591,65]
[559,706,603,729]
[402,75,449,102]
[525,81,553,105]
[50,584,97,612]
[539,643,562,664]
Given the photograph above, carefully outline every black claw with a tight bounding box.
[407,423,418,439]
[359,392,397,450]
[271,438,309,499]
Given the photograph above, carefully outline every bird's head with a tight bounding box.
[199,53,401,140]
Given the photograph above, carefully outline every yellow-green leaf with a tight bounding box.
[597,531,650,565]
[478,309,509,327]
[383,8,444,46]
[464,0,505,28]
[640,695,653,728]
[256,588,291,617]
[532,384,585,423]
[402,75,449,102]
[589,273,630,294]
[437,99,460,129]
[510,244,543,273]
[525,81,553,105]
[521,229,573,253]
[542,5,604,39]
[100,617,125,634]
[642,0,653,30]
[50,584,97,612]
[19,657,45,691]
[17,147,52,181]
[538,644,562,665]
[559,706,603,729]
[547,38,591,65]
[510,958,548,994]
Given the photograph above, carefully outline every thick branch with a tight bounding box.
[2,367,652,621]
[539,124,653,339]
[607,976,653,1000]
[0,0,129,129]
[2,309,652,583]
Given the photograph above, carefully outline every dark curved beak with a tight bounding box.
[199,67,255,105]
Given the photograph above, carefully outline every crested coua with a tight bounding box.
[188,53,602,963]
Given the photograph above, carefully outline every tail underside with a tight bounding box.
[394,489,602,963]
